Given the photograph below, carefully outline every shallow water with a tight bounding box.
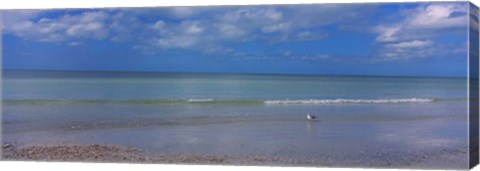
[1,70,469,168]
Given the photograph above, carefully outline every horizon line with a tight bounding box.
[2,69,468,79]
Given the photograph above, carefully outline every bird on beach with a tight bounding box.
[307,114,317,120]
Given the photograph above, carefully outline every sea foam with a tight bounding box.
[264,98,434,105]
[187,98,215,102]
[4,98,438,106]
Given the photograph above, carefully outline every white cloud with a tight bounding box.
[373,3,468,61]
[148,20,206,49]
[67,22,105,37]
[180,20,204,34]
[2,5,368,55]
[148,7,289,50]
[156,36,195,48]
[375,25,402,42]
[170,7,195,18]
[215,23,246,38]
[375,3,468,43]
[296,31,315,39]
[262,23,289,33]
[109,11,145,42]
[2,3,467,62]
[1,10,41,28]
[221,8,283,23]
[3,11,110,42]
[386,40,433,49]
[151,20,166,30]
[407,4,468,29]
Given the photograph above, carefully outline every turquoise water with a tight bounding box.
[2,70,469,168]
[2,70,466,100]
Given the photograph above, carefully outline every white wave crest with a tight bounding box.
[264,98,434,105]
[187,98,214,102]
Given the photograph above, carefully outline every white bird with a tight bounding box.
[307,114,317,120]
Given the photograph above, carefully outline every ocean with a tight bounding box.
[1,70,469,168]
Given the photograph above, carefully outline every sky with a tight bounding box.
[1,2,474,77]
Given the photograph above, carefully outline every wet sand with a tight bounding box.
[1,142,468,169]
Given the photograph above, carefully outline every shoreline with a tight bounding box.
[1,143,468,169]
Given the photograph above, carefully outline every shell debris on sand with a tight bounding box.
[1,143,468,169]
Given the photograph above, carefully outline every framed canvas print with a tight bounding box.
[1,1,479,170]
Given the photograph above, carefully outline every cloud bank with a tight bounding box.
[1,2,469,63]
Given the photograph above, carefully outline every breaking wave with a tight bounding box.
[187,98,214,102]
[2,97,453,106]
[263,98,435,105]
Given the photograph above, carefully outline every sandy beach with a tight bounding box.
[1,142,468,169]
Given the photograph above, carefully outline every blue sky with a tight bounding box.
[1,2,473,77]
